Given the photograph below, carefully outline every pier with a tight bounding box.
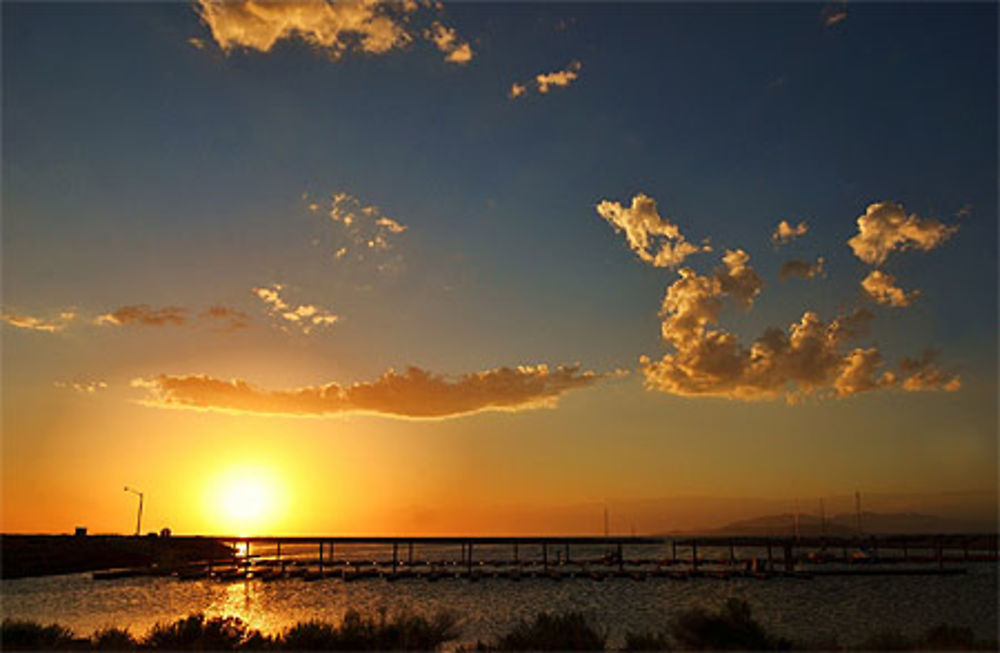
[88,533,999,582]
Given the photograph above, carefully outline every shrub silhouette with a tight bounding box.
[667,598,789,650]
[91,626,137,650]
[142,614,263,650]
[1,619,76,650]
[921,623,976,650]
[278,609,457,650]
[494,612,606,650]
[623,629,673,651]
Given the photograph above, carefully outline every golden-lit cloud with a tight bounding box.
[860,270,920,307]
[193,0,471,64]
[201,305,252,330]
[824,10,848,26]
[822,3,848,26]
[771,220,808,247]
[848,201,958,265]
[642,269,881,401]
[509,61,582,99]
[132,364,602,419]
[54,380,108,394]
[596,193,710,268]
[638,243,956,402]
[95,305,188,327]
[251,284,339,334]
[899,350,961,393]
[1,309,76,333]
[425,21,473,64]
[310,190,408,263]
[779,257,825,281]
[194,0,412,57]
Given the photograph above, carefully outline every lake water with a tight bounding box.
[2,543,997,648]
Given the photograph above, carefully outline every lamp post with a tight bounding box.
[124,486,143,536]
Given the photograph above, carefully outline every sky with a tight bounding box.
[2,1,997,536]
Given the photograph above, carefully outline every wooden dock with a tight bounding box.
[91,533,997,583]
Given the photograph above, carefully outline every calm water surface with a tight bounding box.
[2,544,997,648]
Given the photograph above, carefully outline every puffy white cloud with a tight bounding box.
[251,284,339,334]
[860,270,920,307]
[779,257,825,281]
[1,309,76,333]
[848,201,958,265]
[425,21,473,64]
[771,220,808,247]
[595,193,709,268]
[133,363,602,419]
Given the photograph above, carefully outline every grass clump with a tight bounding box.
[1,619,76,649]
[91,626,137,650]
[668,598,790,650]
[279,610,457,650]
[622,629,672,651]
[493,612,606,650]
[142,613,264,650]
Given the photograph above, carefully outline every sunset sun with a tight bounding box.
[208,466,286,535]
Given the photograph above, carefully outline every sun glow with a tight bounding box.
[206,464,287,535]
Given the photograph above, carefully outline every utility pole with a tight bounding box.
[124,486,144,536]
[855,490,863,536]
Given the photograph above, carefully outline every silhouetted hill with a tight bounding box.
[704,511,992,536]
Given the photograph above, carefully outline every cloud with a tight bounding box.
[132,363,602,419]
[509,61,582,99]
[55,380,108,394]
[860,270,920,307]
[95,305,187,327]
[194,0,412,57]
[251,284,339,334]
[639,250,956,402]
[201,305,252,330]
[848,201,958,265]
[536,60,581,93]
[425,21,473,64]
[1,309,76,333]
[771,220,808,247]
[824,10,848,26]
[595,193,709,268]
[779,257,825,281]
[194,0,471,64]
[311,190,408,263]
[898,350,961,393]
[643,274,881,401]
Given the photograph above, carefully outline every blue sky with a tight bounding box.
[2,2,996,534]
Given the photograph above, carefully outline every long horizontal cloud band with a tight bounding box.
[133,364,602,419]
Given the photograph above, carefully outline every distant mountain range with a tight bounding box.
[697,511,994,536]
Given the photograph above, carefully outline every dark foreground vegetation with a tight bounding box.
[2,601,996,650]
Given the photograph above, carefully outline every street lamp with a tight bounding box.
[124,486,144,536]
